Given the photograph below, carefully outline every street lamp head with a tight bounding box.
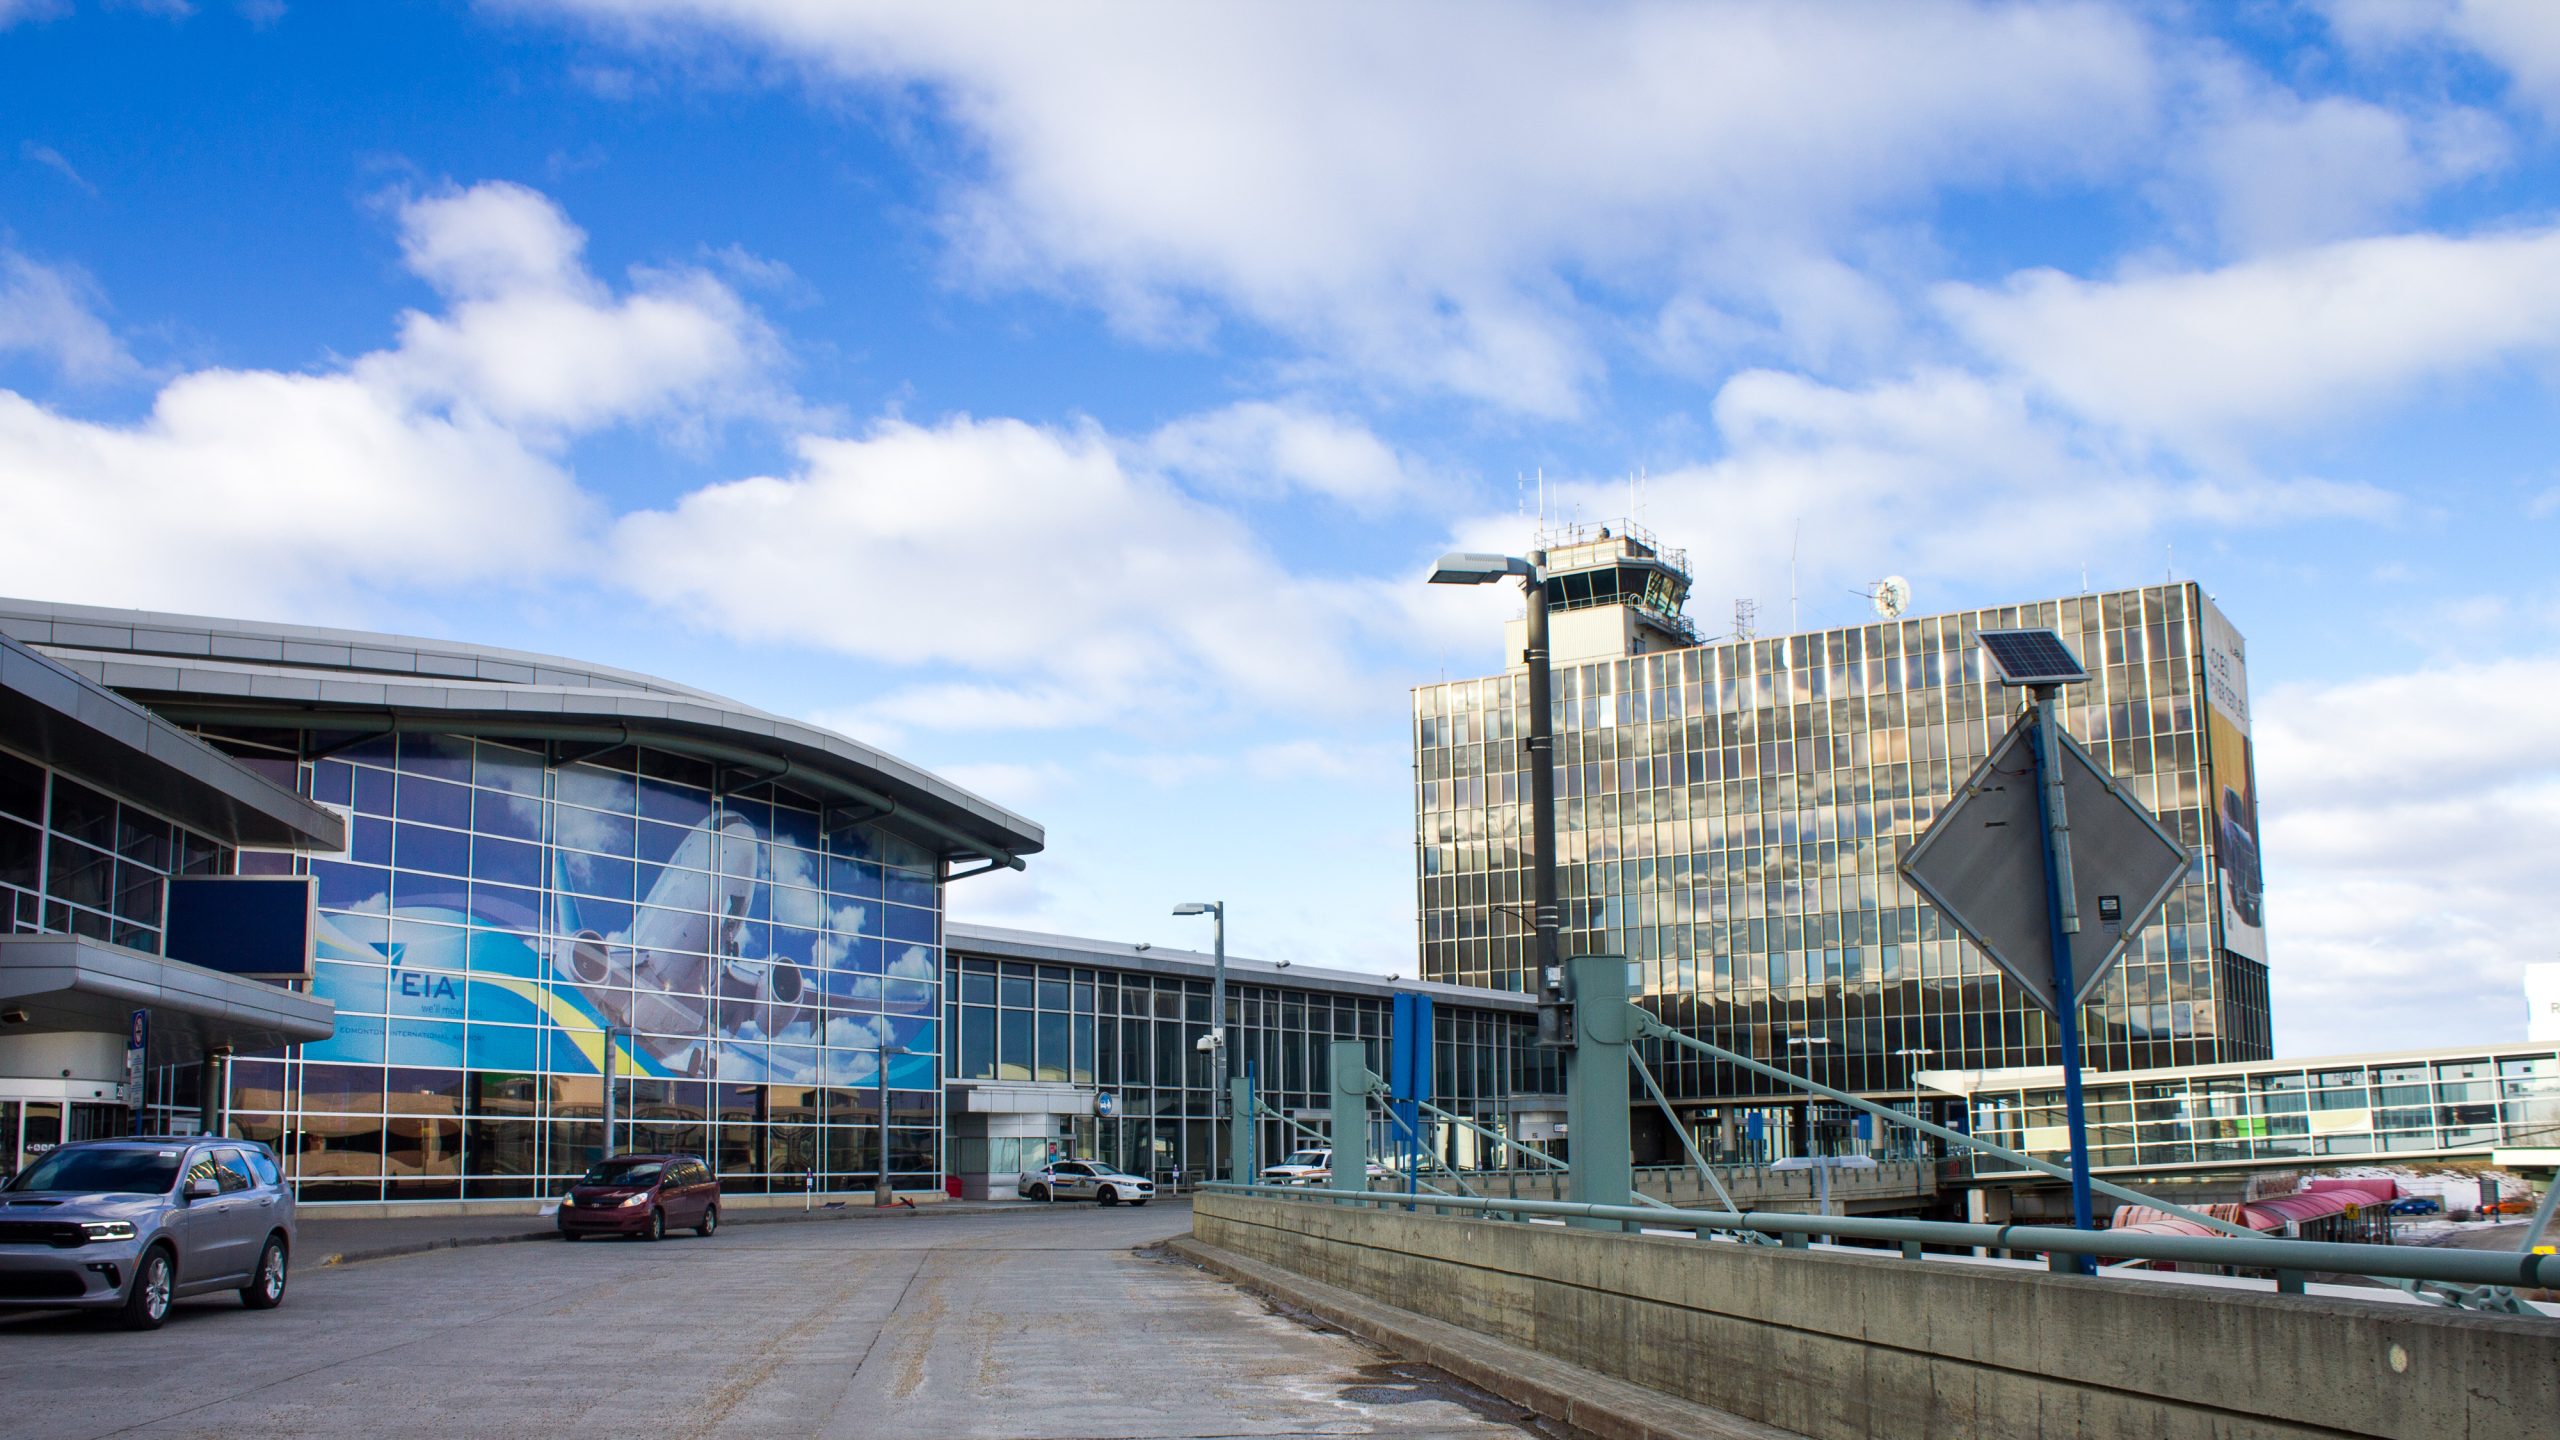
[1172,902,1215,917]
[1427,551,1532,585]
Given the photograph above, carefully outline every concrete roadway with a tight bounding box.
[0,1201,1553,1440]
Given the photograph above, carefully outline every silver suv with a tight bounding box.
[0,1137,294,1329]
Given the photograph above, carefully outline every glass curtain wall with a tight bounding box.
[184,730,945,1203]
[0,741,232,949]
[1958,1047,2560,1174]
[945,953,1541,1180]
[1414,582,2272,1108]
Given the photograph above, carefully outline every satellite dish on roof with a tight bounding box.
[1873,576,1912,619]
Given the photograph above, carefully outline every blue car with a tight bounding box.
[2388,1197,2440,1216]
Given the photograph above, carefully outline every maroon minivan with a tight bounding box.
[557,1154,721,1242]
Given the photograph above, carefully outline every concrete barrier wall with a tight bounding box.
[1193,1194,2559,1440]
[1466,1160,1936,1213]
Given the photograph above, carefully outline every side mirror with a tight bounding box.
[185,1176,220,1202]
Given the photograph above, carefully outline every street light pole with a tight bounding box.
[1521,550,1561,1042]
[1173,901,1227,1182]
[875,1033,909,1207]
[1426,550,1561,1042]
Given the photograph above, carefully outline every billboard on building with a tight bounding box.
[2198,596,2265,963]
[2529,963,2560,1043]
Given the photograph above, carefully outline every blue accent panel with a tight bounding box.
[165,876,316,978]
[1388,992,1433,1173]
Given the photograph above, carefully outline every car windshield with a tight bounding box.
[8,1148,182,1195]
[579,1160,662,1187]
[1282,1151,1327,1167]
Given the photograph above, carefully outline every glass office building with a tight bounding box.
[1413,527,2273,1149]
[945,925,1548,1191]
[3,600,1042,1203]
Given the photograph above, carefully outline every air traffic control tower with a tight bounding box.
[1500,522,1699,666]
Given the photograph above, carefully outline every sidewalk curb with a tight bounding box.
[311,1195,1173,1268]
[1165,1235,1801,1440]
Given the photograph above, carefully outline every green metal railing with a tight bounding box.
[1200,1182,2560,1298]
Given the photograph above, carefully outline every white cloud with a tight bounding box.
[2172,88,2505,254]
[2256,656,2560,1051]
[21,141,99,197]
[0,374,587,614]
[528,0,2161,412]
[370,181,787,433]
[608,412,1376,718]
[2323,0,2560,116]
[1938,225,2560,448]
[0,181,781,615]
[0,251,138,383]
[1138,400,1422,510]
[1484,367,2389,639]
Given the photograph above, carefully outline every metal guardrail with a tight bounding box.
[1201,1182,2560,1300]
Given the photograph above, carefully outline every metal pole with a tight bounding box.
[1565,954,1632,1224]
[1229,1072,1255,1185]
[1524,552,1562,1043]
[875,1037,895,1207]
[198,1047,231,1137]
[2031,691,2096,1267]
[1211,902,1227,1184]
[1329,1039,1371,1200]
[599,1028,619,1161]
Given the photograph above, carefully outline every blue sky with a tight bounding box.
[5,1,2559,1056]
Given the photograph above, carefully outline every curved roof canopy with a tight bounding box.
[0,632,342,850]
[0,599,1042,871]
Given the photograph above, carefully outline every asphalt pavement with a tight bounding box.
[0,1200,1556,1440]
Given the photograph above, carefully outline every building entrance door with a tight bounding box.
[10,1100,60,1176]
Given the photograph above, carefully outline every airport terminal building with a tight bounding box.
[1412,526,2274,1156]
[2,598,1040,1201]
[4,598,1542,1205]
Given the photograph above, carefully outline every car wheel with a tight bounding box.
[238,1235,288,1310]
[1029,1184,1050,1202]
[696,1206,718,1238]
[1097,1186,1119,1207]
[120,1245,175,1331]
[644,1207,666,1242]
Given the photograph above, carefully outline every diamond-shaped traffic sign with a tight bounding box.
[1900,716,2190,1015]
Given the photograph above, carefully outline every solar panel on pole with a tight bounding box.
[1976,629,2091,687]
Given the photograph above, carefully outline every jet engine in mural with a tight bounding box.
[546,813,817,1076]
